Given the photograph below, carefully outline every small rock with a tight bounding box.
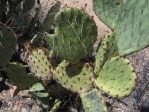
[21,108,28,112]
[9,86,19,97]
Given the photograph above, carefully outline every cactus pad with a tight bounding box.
[22,48,53,80]
[30,83,45,92]
[95,32,118,76]
[93,0,123,29]
[45,8,97,64]
[0,23,17,68]
[80,89,107,112]
[5,63,38,90]
[31,92,49,109]
[95,57,136,98]
[54,60,94,93]
[116,0,149,55]
[30,83,49,109]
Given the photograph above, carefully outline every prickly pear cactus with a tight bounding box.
[54,60,94,93]
[22,48,54,80]
[95,32,118,75]
[45,8,97,64]
[95,56,136,98]
[0,23,17,68]
[5,63,39,90]
[93,0,123,29]
[116,0,149,55]
[80,89,107,112]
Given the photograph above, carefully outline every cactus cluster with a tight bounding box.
[0,0,148,111]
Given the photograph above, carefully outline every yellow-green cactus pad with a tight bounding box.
[0,23,17,68]
[95,32,118,76]
[5,63,39,90]
[116,0,149,55]
[45,8,97,64]
[80,89,107,112]
[95,57,136,98]
[22,48,53,80]
[54,60,94,93]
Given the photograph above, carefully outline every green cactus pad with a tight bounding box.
[95,32,118,76]
[54,60,94,93]
[31,92,49,109]
[94,38,108,75]
[93,0,123,29]
[45,8,97,64]
[30,83,45,92]
[80,89,107,112]
[106,33,118,57]
[22,48,53,80]
[116,0,149,55]
[95,57,136,98]
[5,63,39,90]
[30,83,49,109]
[0,23,17,68]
